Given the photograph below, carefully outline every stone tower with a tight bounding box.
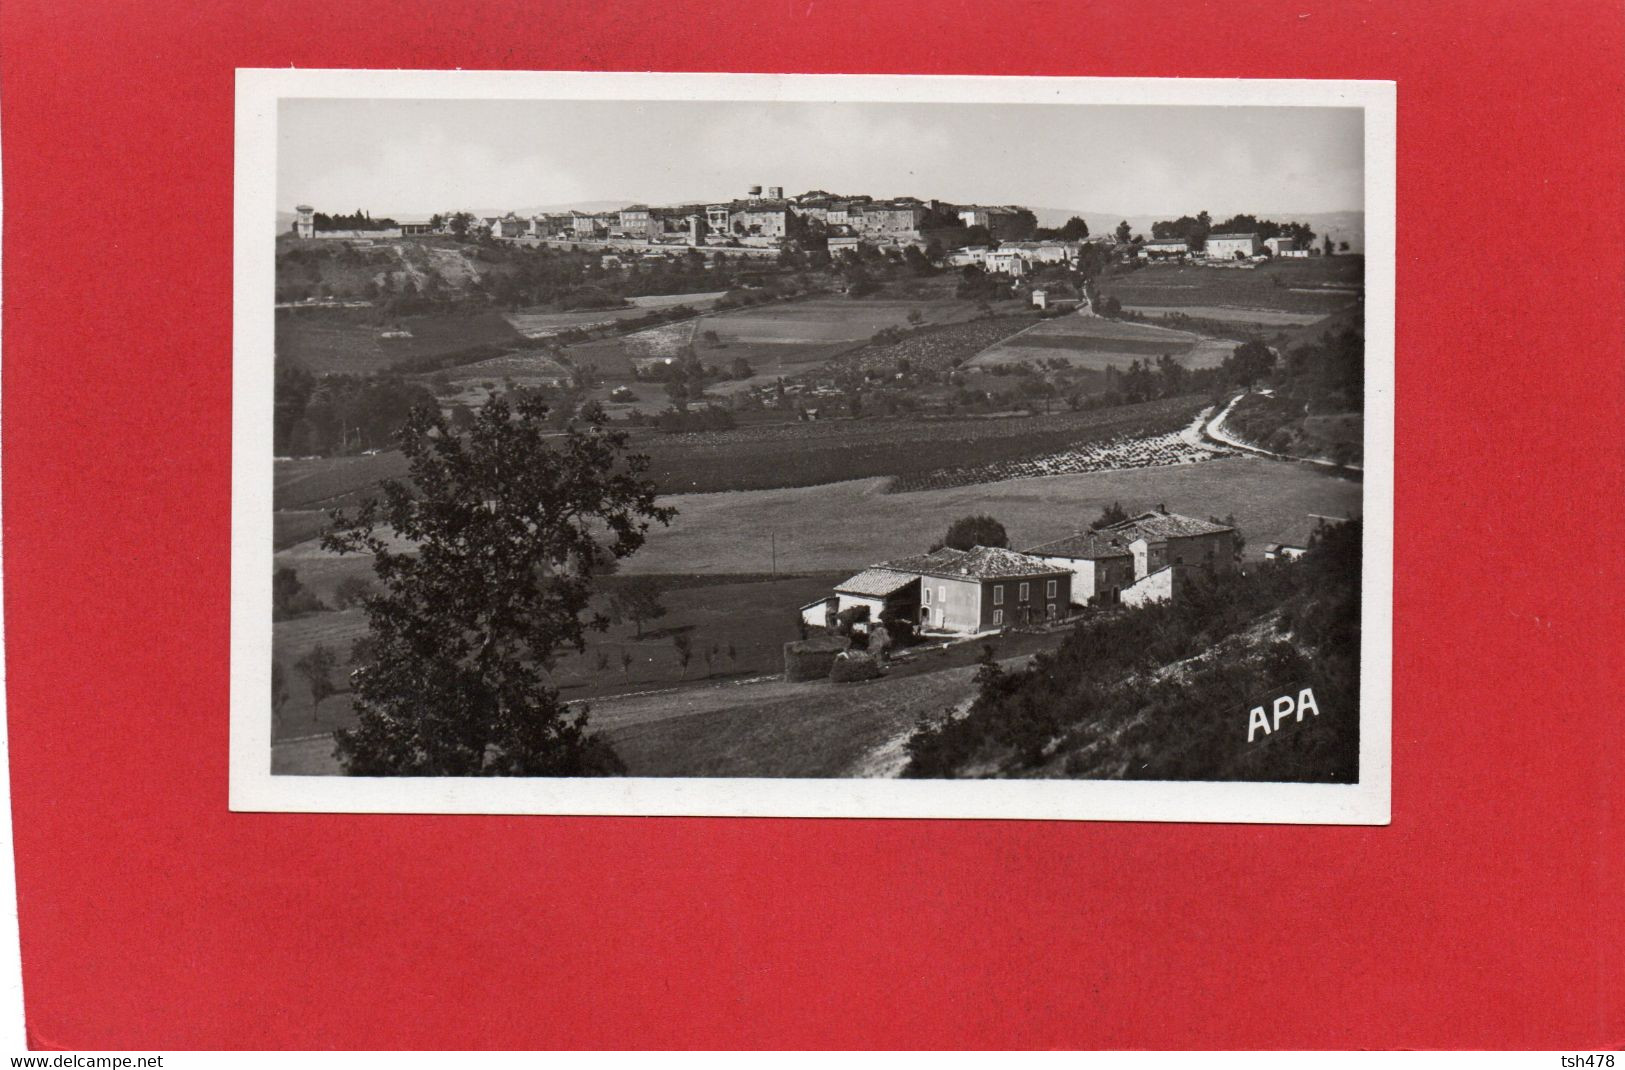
[293,205,314,239]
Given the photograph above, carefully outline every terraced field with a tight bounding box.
[1099,256,1363,317]
[971,312,1234,370]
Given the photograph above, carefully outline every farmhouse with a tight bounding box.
[946,245,990,267]
[1025,530,1138,605]
[1265,235,1306,256]
[1264,514,1348,561]
[808,546,1072,636]
[1026,509,1239,609]
[1203,232,1261,259]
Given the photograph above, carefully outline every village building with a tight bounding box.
[827,235,863,256]
[729,200,792,239]
[957,205,1036,241]
[397,220,435,236]
[999,240,1081,265]
[984,249,1028,276]
[616,205,656,240]
[1203,232,1262,259]
[853,203,926,240]
[946,245,990,267]
[293,205,315,239]
[1139,237,1190,261]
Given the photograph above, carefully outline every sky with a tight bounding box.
[278,98,1364,218]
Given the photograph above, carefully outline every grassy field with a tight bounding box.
[275,308,525,375]
[619,454,1364,576]
[970,313,1235,370]
[1099,256,1363,317]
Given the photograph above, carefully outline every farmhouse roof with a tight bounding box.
[1207,232,1259,240]
[833,568,919,598]
[877,547,969,574]
[1144,237,1188,246]
[901,545,1069,581]
[1109,511,1235,541]
[1024,530,1134,560]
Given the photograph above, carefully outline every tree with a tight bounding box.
[271,660,290,721]
[937,514,1009,552]
[726,643,739,673]
[1225,340,1276,390]
[672,633,694,678]
[609,576,667,638]
[321,395,674,776]
[1058,216,1090,241]
[619,648,634,679]
[1090,501,1130,530]
[1115,220,1132,243]
[294,644,339,723]
[449,211,474,238]
[907,308,925,326]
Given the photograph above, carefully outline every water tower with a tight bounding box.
[747,184,762,199]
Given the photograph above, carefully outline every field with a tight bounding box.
[617,454,1364,577]
[1122,305,1329,326]
[502,291,726,340]
[637,396,1208,493]
[1099,256,1364,318]
[887,407,1226,492]
[970,312,1235,370]
[270,573,841,741]
[275,308,525,375]
[568,294,988,382]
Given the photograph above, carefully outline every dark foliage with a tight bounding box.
[903,521,1362,782]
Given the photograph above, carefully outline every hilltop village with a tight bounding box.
[272,182,1365,782]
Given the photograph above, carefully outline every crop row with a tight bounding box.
[886,428,1231,494]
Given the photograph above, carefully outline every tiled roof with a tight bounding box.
[1207,232,1259,240]
[1145,237,1188,245]
[894,545,1069,581]
[1024,530,1134,560]
[877,547,969,574]
[833,568,919,598]
[1109,511,1235,541]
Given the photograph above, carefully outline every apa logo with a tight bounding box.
[1246,687,1321,743]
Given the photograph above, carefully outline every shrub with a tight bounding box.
[829,650,882,683]
[783,636,851,681]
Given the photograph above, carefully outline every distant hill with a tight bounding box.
[1030,207,1365,253]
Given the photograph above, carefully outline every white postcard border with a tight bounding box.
[232,69,1394,823]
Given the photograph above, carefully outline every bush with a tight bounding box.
[783,636,851,681]
[331,575,375,609]
[829,650,882,683]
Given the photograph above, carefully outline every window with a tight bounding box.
[1046,603,1058,619]
[993,585,1004,605]
[993,609,1003,626]
[1047,579,1058,598]
[923,586,931,605]
[1019,582,1030,602]
[938,585,946,603]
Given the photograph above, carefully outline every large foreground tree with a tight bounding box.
[323,396,674,776]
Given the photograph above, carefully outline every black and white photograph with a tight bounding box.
[233,71,1394,821]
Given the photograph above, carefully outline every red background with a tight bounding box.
[3,0,1623,1050]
